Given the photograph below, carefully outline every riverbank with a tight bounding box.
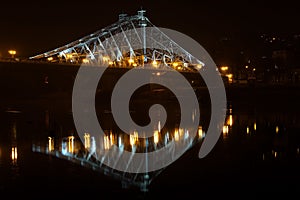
[1,60,299,113]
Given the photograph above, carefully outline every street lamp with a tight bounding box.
[8,50,16,58]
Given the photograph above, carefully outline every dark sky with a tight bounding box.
[0,0,299,58]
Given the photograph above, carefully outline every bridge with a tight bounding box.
[28,10,207,192]
[29,10,205,73]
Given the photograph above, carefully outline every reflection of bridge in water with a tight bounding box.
[29,9,209,192]
[32,126,205,191]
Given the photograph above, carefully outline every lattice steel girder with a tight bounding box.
[29,10,205,72]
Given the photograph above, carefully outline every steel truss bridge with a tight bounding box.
[29,10,204,73]
[30,10,207,192]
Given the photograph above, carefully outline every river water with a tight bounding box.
[0,62,299,199]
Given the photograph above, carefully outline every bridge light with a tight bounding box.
[172,62,178,67]
[66,54,72,59]
[102,56,110,62]
[152,60,158,67]
[174,128,179,141]
[104,135,110,150]
[47,57,53,61]
[110,131,114,146]
[196,64,203,69]
[82,58,89,63]
[128,58,134,64]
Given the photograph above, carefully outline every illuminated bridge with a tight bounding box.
[29,10,204,72]
[29,10,208,192]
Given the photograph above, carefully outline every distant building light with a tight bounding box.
[8,50,16,58]
[220,66,228,71]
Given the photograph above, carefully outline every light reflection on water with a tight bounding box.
[0,100,300,196]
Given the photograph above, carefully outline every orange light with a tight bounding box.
[82,58,89,63]
[128,58,134,63]
[172,62,179,67]
[220,66,228,71]
[8,50,16,58]
[154,130,159,144]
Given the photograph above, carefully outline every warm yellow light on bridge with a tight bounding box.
[196,64,203,69]
[174,129,179,141]
[66,54,73,59]
[47,57,53,61]
[102,56,110,62]
[152,60,158,67]
[128,58,135,64]
[104,135,110,150]
[82,58,89,63]
[110,131,114,146]
[172,62,179,67]
[130,131,138,146]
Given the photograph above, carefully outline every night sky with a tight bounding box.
[0,0,299,61]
